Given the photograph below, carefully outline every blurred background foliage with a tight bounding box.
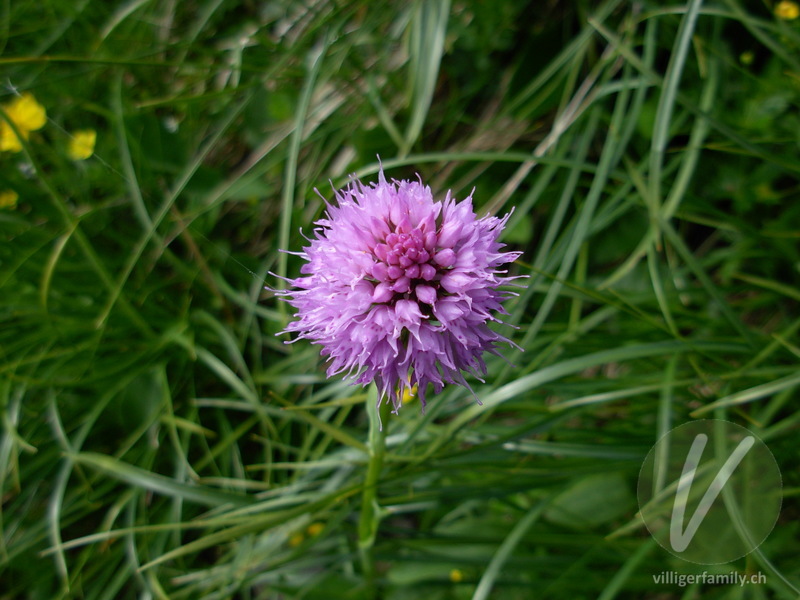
[1,0,799,598]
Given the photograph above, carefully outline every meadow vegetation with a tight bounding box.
[1,0,799,598]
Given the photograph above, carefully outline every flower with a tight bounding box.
[67,129,96,160]
[402,384,418,404]
[775,0,800,19]
[273,170,523,414]
[0,93,46,152]
[0,189,19,209]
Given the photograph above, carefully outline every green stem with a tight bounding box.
[358,385,390,597]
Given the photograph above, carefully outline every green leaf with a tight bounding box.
[544,473,634,530]
[69,452,255,507]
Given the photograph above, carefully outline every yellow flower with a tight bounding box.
[6,93,46,131]
[0,189,19,209]
[0,93,46,153]
[775,0,800,20]
[402,384,418,404]
[449,569,463,583]
[68,129,96,160]
[288,532,304,547]
[306,522,325,536]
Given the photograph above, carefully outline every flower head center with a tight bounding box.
[368,223,449,305]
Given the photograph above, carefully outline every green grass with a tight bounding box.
[2,0,800,598]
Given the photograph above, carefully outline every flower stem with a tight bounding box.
[358,385,390,597]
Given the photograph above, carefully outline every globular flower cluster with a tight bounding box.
[274,170,523,413]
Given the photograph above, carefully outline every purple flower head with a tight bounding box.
[274,170,523,414]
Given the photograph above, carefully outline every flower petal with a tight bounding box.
[415,284,437,305]
[440,271,473,294]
